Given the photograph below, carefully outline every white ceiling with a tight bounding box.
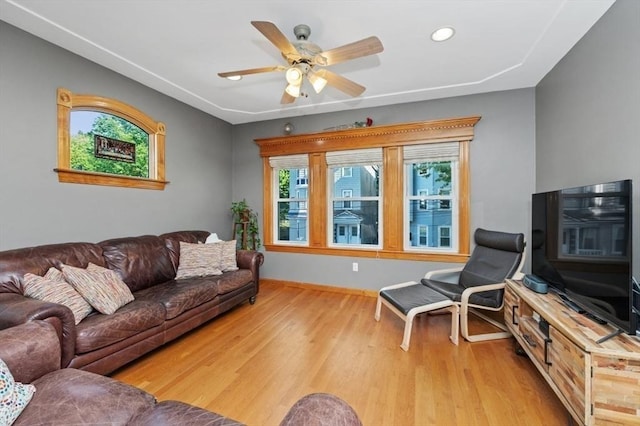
[0,0,615,125]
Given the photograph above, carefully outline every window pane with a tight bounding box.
[409,162,451,196]
[70,111,149,178]
[332,166,379,197]
[332,201,379,245]
[277,201,308,242]
[408,200,452,248]
[406,160,454,250]
[276,167,308,243]
[330,165,380,247]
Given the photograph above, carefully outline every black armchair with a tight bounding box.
[375,228,525,350]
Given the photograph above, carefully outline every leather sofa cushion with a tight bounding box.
[129,400,244,426]
[217,269,253,294]
[15,368,156,426]
[75,300,166,354]
[99,235,176,292]
[135,278,219,320]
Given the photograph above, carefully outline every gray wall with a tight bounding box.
[536,0,639,276]
[232,89,536,290]
[0,22,234,250]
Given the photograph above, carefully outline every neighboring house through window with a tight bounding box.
[404,142,458,251]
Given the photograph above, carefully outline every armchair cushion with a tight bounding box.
[129,400,243,425]
[16,368,156,425]
[420,278,502,308]
[459,228,524,289]
[280,393,362,426]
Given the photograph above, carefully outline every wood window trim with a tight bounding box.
[255,116,480,262]
[55,87,168,190]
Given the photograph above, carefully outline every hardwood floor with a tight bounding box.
[112,281,569,425]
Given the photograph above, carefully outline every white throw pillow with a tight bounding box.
[205,232,221,244]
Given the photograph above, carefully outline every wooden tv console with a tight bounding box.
[504,279,640,425]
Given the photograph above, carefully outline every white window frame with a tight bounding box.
[342,167,352,178]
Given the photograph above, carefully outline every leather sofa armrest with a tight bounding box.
[236,250,264,289]
[0,321,61,383]
[0,292,76,368]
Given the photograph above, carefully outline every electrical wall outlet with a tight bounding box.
[352,262,359,272]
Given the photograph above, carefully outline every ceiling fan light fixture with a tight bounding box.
[431,27,455,42]
[308,72,328,94]
[285,66,303,85]
[285,83,301,98]
[226,75,242,81]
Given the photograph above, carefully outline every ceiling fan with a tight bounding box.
[218,21,384,104]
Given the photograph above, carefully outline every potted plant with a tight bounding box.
[230,199,261,250]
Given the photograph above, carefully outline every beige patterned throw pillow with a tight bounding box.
[23,268,93,325]
[215,240,239,272]
[61,264,134,315]
[176,242,223,279]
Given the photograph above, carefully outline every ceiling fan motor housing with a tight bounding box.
[293,24,311,40]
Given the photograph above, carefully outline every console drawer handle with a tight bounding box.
[511,305,519,325]
[522,334,537,347]
[544,338,553,366]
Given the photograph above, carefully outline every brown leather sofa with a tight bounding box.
[0,230,263,375]
[1,321,363,425]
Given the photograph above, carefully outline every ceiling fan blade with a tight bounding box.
[251,21,300,60]
[317,69,366,97]
[314,36,383,66]
[281,88,296,104]
[218,65,285,78]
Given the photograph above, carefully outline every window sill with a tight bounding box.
[55,168,169,190]
[265,244,469,263]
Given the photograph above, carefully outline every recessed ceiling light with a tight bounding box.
[226,75,242,81]
[431,27,455,42]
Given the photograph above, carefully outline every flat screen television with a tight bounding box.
[530,179,637,336]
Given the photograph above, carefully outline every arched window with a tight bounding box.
[56,87,167,190]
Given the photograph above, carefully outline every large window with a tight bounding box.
[255,116,480,262]
[56,88,166,190]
